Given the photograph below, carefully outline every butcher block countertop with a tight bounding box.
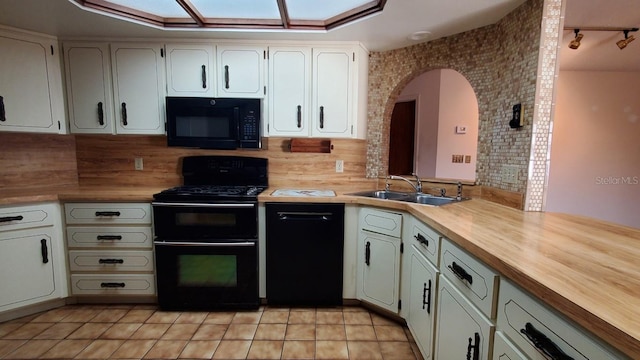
[1,187,639,357]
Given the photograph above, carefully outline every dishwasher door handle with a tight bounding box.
[277,212,333,221]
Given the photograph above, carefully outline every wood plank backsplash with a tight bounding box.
[75,135,376,190]
[0,133,78,190]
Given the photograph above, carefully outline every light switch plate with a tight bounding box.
[501,165,518,184]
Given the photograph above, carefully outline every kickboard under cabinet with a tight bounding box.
[70,274,156,295]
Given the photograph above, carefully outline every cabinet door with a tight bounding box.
[357,230,401,313]
[64,42,114,133]
[217,46,264,97]
[111,43,165,134]
[0,31,64,133]
[0,228,56,310]
[268,47,310,136]
[407,247,439,360]
[311,48,353,138]
[166,44,215,97]
[435,276,494,360]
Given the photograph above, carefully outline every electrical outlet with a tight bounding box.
[501,165,518,184]
[134,157,143,171]
[335,160,344,173]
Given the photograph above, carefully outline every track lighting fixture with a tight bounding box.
[564,27,638,50]
[616,30,636,50]
[569,29,583,49]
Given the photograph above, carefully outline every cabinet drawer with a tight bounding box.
[68,250,154,272]
[65,203,151,225]
[70,274,155,295]
[67,226,153,248]
[497,280,624,360]
[359,207,403,238]
[408,216,441,267]
[440,238,499,319]
[0,203,55,231]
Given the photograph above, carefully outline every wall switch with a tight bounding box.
[134,157,143,171]
[464,155,471,163]
[501,165,518,184]
[336,160,344,173]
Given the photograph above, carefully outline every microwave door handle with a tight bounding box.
[234,107,241,147]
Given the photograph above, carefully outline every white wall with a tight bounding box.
[398,69,478,180]
[546,71,640,229]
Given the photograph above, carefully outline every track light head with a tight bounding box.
[617,30,636,49]
[569,29,583,49]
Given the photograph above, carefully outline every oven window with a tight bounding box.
[175,116,230,138]
[178,255,237,287]
[176,213,236,226]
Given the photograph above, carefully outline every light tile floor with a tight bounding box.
[0,304,424,359]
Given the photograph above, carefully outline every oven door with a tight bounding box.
[152,202,257,240]
[154,240,258,310]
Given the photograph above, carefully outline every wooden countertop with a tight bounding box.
[1,186,639,358]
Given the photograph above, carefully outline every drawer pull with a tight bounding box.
[422,279,432,314]
[448,261,473,284]
[95,211,121,217]
[0,215,24,223]
[97,235,123,241]
[414,233,429,247]
[99,258,124,264]
[101,282,126,288]
[365,241,371,266]
[521,322,574,360]
[466,332,480,360]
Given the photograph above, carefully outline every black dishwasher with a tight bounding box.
[266,203,344,306]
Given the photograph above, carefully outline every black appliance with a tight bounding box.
[166,97,261,150]
[266,203,344,306]
[152,156,267,310]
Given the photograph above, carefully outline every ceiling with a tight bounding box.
[0,0,525,52]
[560,0,640,71]
[1,0,634,69]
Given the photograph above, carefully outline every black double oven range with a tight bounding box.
[152,156,267,310]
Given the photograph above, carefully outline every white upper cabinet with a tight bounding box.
[268,47,311,136]
[266,45,367,139]
[0,27,65,134]
[111,43,166,134]
[311,48,353,138]
[166,44,215,97]
[64,42,114,134]
[217,45,265,98]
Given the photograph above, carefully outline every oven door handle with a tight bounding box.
[154,241,256,247]
[151,202,255,208]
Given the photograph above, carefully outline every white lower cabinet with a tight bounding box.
[497,279,626,360]
[435,276,494,360]
[64,203,155,299]
[406,245,439,359]
[493,331,528,360]
[0,203,67,313]
[356,207,403,313]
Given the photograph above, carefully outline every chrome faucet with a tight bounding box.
[388,174,422,193]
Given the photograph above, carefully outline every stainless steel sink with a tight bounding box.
[409,194,458,206]
[347,190,465,206]
[347,190,413,200]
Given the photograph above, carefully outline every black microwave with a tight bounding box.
[166,97,261,150]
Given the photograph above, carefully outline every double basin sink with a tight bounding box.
[348,190,465,206]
